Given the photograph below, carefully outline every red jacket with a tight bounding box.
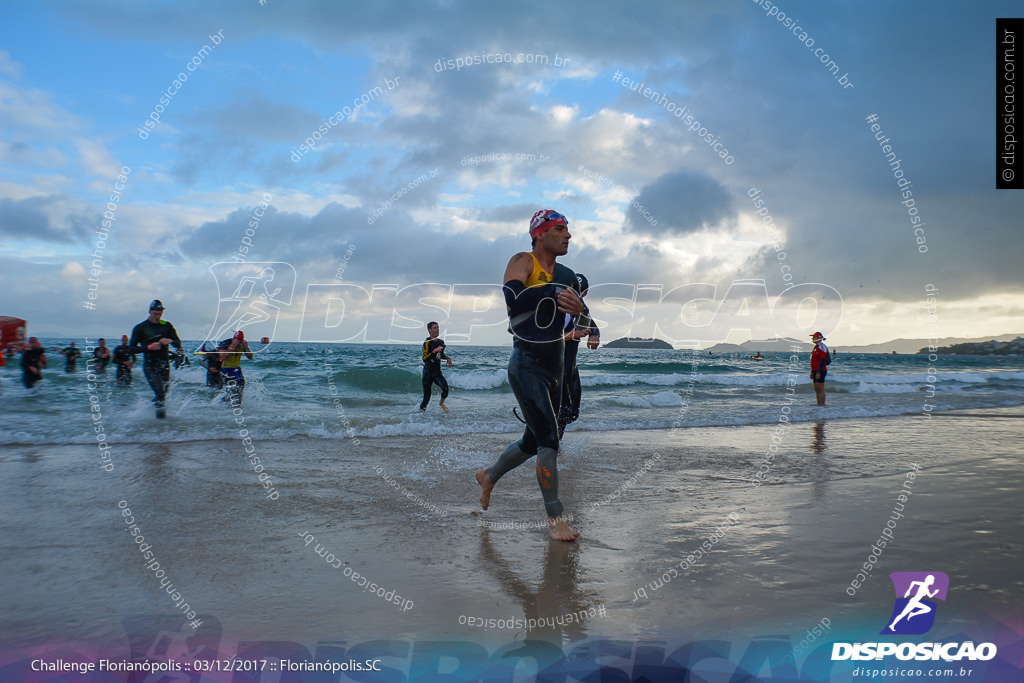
[811,342,830,372]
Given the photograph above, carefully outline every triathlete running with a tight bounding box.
[475,209,584,542]
[218,331,253,406]
[21,337,47,388]
[129,300,182,418]
[198,342,223,389]
[419,321,452,413]
[112,335,134,386]
[61,342,82,373]
[93,338,111,372]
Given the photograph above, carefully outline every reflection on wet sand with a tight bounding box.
[476,528,601,646]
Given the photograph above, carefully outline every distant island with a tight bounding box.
[604,337,674,350]
[706,333,1024,355]
[917,337,1024,356]
[705,338,803,353]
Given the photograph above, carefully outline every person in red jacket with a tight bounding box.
[810,331,831,406]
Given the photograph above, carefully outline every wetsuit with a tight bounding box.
[558,305,599,438]
[62,346,82,373]
[93,346,111,372]
[129,319,182,417]
[488,254,578,519]
[200,349,223,389]
[811,341,830,382]
[21,347,46,388]
[419,337,449,410]
[112,343,134,385]
[218,339,250,405]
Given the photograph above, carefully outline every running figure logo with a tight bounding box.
[882,571,949,635]
[202,262,296,353]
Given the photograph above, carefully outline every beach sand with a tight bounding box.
[1,408,1021,674]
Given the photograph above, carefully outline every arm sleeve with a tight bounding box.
[128,326,147,355]
[503,280,561,316]
[580,304,599,336]
[167,323,182,350]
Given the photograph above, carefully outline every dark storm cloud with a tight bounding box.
[626,171,735,236]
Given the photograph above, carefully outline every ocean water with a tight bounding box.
[1,341,1022,446]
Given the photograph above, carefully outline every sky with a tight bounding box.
[1,0,1022,348]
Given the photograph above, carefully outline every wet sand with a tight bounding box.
[1,408,1021,670]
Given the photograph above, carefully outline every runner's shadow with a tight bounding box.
[477,527,599,646]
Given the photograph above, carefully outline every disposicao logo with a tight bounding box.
[883,571,948,635]
[832,571,998,662]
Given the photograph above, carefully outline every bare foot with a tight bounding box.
[547,517,580,542]
[440,401,449,413]
[475,469,493,510]
[418,408,426,412]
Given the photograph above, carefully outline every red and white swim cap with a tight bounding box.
[529,209,568,239]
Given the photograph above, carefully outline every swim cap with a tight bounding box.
[234,330,245,340]
[122,335,128,342]
[575,273,589,295]
[529,209,568,239]
[149,299,165,311]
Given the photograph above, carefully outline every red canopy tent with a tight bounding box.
[0,317,28,352]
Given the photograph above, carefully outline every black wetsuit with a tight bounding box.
[21,348,46,388]
[129,318,182,417]
[93,347,111,372]
[419,337,449,410]
[62,347,82,373]
[112,344,134,385]
[201,352,223,389]
[558,305,599,438]
[487,260,578,519]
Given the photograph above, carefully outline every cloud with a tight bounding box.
[74,138,124,180]
[0,139,69,169]
[0,78,81,136]
[3,1,1023,345]
[0,49,21,78]
[626,170,735,236]
[61,261,86,286]
[0,196,84,243]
